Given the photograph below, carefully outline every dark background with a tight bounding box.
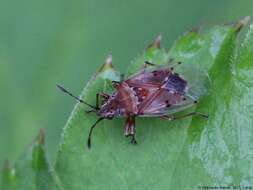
[0,0,252,164]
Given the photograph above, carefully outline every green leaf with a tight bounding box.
[161,18,253,189]
[1,129,62,190]
[1,160,17,190]
[54,18,251,189]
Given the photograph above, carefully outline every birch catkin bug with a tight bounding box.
[57,36,208,149]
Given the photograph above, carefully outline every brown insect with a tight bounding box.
[57,56,208,148]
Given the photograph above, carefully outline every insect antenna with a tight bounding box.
[57,84,97,110]
[87,117,104,149]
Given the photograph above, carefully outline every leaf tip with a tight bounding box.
[38,128,45,145]
[98,54,114,73]
[189,26,201,34]
[146,34,162,50]
[235,16,250,33]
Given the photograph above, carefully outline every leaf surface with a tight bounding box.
[1,130,62,190]
[54,19,252,189]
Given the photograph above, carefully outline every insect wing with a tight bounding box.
[126,62,210,100]
[137,64,210,116]
[175,64,210,100]
[139,88,195,116]
[125,64,174,106]
[125,64,173,87]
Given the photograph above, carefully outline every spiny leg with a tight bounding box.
[160,112,208,121]
[87,117,104,149]
[124,116,137,144]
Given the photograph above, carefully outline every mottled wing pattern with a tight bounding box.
[125,65,173,111]
[139,89,196,117]
[125,65,172,87]
[125,63,208,117]
[109,62,209,118]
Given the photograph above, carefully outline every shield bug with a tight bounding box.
[57,38,209,149]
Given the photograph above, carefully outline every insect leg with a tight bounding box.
[130,135,137,144]
[135,61,155,75]
[112,80,120,88]
[95,93,100,108]
[85,93,110,114]
[143,61,155,68]
[161,112,208,121]
[143,59,181,70]
[96,93,110,108]
[124,116,137,144]
[87,117,104,149]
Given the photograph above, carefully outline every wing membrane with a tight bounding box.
[125,62,210,116]
[140,89,196,117]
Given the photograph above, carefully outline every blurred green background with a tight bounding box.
[0,0,253,165]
